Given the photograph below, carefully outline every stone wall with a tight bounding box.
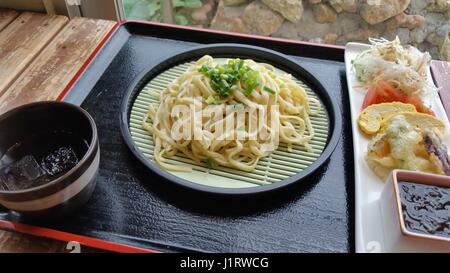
[188,0,450,60]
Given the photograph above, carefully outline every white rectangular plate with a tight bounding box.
[344,42,450,253]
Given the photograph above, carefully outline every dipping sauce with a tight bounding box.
[398,181,450,239]
[0,131,89,191]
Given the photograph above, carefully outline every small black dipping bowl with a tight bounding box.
[0,101,99,216]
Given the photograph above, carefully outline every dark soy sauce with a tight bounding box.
[398,181,450,239]
[0,131,89,191]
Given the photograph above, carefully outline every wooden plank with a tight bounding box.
[0,230,67,253]
[0,230,104,253]
[0,12,68,97]
[0,17,116,114]
[0,9,19,31]
[431,60,450,122]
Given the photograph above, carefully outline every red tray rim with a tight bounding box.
[1,19,349,253]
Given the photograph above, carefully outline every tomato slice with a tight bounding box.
[362,85,378,109]
[405,96,436,116]
[361,80,435,116]
[362,80,403,109]
[377,80,406,101]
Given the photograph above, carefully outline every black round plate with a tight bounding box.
[120,44,342,196]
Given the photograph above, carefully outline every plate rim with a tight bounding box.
[120,43,342,195]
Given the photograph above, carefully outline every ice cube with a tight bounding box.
[41,147,79,176]
[0,155,46,191]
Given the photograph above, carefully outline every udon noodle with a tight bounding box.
[142,55,320,172]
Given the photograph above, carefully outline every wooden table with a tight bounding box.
[0,8,116,253]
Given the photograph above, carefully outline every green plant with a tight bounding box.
[123,0,137,16]
[124,0,161,21]
[124,0,203,25]
[175,13,190,25]
[172,0,202,9]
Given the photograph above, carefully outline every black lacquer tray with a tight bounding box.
[0,21,354,253]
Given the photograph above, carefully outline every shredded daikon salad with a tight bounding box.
[351,37,437,97]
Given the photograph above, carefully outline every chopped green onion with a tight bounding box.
[199,58,260,98]
[205,157,215,169]
[263,86,276,95]
[268,70,278,80]
[206,95,219,105]
[244,87,253,97]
